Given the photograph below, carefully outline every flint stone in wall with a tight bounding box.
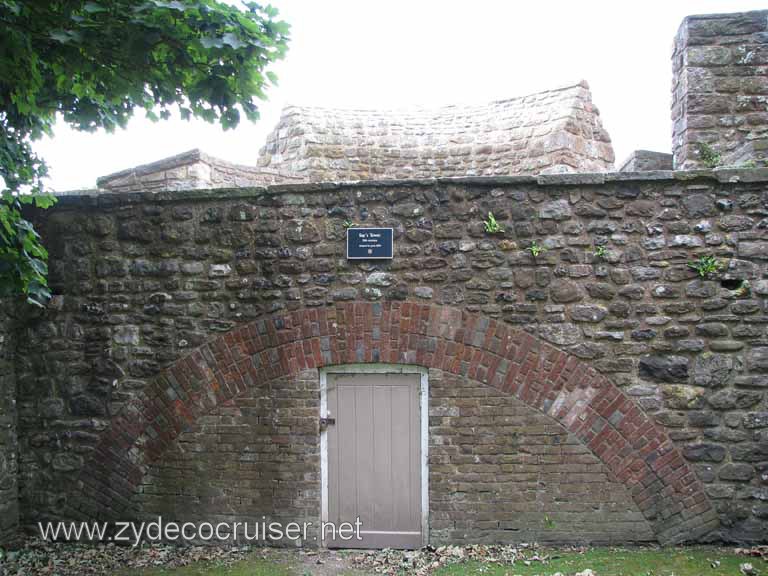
[753,280,768,296]
[693,353,733,387]
[414,286,434,299]
[434,224,463,239]
[695,323,729,338]
[663,385,705,409]
[653,285,681,298]
[570,305,608,323]
[683,443,726,462]
[366,272,394,287]
[391,203,423,218]
[710,341,745,352]
[330,288,357,301]
[52,453,84,472]
[724,260,757,280]
[539,200,572,220]
[669,235,704,248]
[688,411,719,427]
[643,237,667,250]
[638,356,689,382]
[39,398,65,419]
[748,347,768,373]
[113,325,140,345]
[439,286,464,305]
[585,283,616,300]
[568,342,605,359]
[719,215,754,231]
[682,194,716,218]
[686,279,719,298]
[631,329,657,341]
[743,413,768,429]
[655,411,687,428]
[732,443,768,462]
[630,267,661,281]
[707,388,762,410]
[69,394,107,417]
[284,221,321,243]
[739,242,768,260]
[538,323,582,346]
[719,464,755,482]
[209,264,232,277]
[550,281,582,303]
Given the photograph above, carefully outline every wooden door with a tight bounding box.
[326,372,423,549]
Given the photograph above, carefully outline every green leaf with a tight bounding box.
[83,2,107,13]
[222,33,246,49]
[49,29,82,44]
[150,0,186,10]
[200,36,224,49]
[33,194,57,209]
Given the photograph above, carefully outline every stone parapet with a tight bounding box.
[672,10,768,169]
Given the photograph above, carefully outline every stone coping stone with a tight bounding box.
[53,167,768,207]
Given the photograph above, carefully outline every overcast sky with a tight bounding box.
[37,0,768,191]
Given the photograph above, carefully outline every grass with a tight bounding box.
[123,557,291,576]
[119,547,760,576]
[433,547,755,576]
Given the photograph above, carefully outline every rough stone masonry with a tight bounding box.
[672,10,768,169]
[0,307,18,545]
[1,9,768,549]
[13,169,768,545]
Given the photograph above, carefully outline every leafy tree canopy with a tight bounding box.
[0,0,289,306]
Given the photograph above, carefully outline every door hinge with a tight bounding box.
[319,417,336,429]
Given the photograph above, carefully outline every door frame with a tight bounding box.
[319,363,429,547]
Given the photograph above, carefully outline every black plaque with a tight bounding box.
[346,228,393,260]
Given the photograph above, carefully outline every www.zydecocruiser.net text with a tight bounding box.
[38,517,363,547]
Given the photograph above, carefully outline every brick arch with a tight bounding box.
[70,302,717,544]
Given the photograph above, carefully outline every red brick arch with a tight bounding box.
[70,302,717,544]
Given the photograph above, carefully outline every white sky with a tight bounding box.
[37,0,768,191]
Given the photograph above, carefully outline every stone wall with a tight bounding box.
[0,307,18,545]
[257,82,615,180]
[95,149,303,194]
[13,169,768,543]
[672,10,768,169]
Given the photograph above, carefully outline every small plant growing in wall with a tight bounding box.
[527,240,545,259]
[688,254,722,278]
[591,244,608,261]
[343,219,356,229]
[696,143,722,169]
[483,212,504,234]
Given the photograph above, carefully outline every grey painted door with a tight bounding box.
[326,372,422,549]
